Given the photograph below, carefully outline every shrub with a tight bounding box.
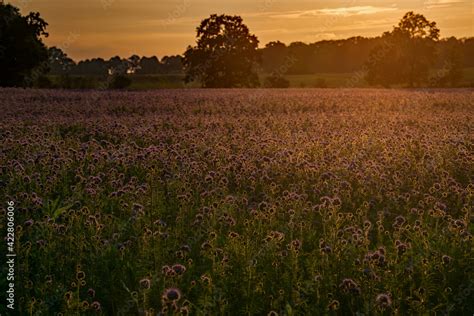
[108,74,132,89]
[313,78,328,88]
[35,75,55,89]
[264,74,290,88]
[57,75,98,89]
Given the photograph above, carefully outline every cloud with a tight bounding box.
[424,0,465,9]
[318,6,398,16]
[313,32,337,39]
[270,6,398,19]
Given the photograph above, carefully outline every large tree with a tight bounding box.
[366,12,440,87]
[183,14,260,88]
[0,3,49,86]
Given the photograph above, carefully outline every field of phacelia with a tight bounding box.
[0,88,473,315]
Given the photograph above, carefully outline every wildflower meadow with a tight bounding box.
[0,88,473,315]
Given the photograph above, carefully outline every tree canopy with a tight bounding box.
[366,12,441,87]
[48,47,75,75]
[183,14,260,88]
[0,3,49,86]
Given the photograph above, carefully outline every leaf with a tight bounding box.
[52,203,73,220]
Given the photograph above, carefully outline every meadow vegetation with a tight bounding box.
[0,88,473,315]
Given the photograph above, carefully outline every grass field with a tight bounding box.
[127,69,474,89]
[0,88,473,315]
[128,73,358,89]
[47,68,474,90]
[287,68,474,88]
[127,68,474,89]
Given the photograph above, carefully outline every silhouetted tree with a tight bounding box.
[107,56,129,75]
[461,38,474,68]
[0,3,49,86]
[431,37,463,87]
[48,47,75,75]
[161,55,184,74]
[128,54,141,73]
[73,58,108,76]
[183,14,260,88]
[286,42,314,74]
[136,56,161,74]
[261,41,288,73]
[366,12,440,87]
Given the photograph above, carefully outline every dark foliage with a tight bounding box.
[183,14,260,88]
[108,74,132,89]
[0,3,49,87]
[264,74,290,88]
[366,12,440,87]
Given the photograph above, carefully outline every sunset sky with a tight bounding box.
[10,0,473,61]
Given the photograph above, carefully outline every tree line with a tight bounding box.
[49,49,183,76]
[261,37,473,76]
[182,12,472,88]
[1,2,473,88]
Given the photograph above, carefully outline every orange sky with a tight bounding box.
[9,0,474,61]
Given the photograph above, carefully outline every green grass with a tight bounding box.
[129,74,197,89]
[461,67,474,86]
[127,68,474,89]
[45,68,474,90]
[128,73,368,89]
[284,73,368,88]
[284,68,474,88]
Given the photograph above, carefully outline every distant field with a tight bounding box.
[1,88,473,315]
[129,67,474,89]
[47,68,474,90]
[129,74,197,89]
[460,67,474,85]
[285,73,367,88]
[128,73,366,89]
[286,68,474,88]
